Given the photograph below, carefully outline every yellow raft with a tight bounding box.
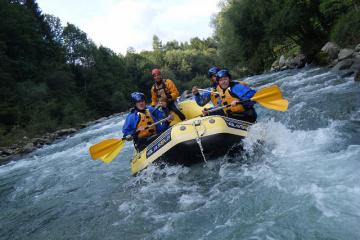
[130,100,252,175]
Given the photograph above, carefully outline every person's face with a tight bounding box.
[153,74,162,83]
[218,76,230,89]
[210,75,217,84]
[135,100,146,110]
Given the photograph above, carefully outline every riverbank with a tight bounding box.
[0,113,123,164]
[270,42,360,81]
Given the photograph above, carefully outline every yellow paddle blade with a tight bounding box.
[257,98,289,112]
[251,85,282,102]
[89,138,123,160]
[251,85,289,111]
[99,140,126,163]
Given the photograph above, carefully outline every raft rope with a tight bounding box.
[192,121,207,163]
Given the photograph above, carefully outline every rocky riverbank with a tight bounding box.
[270,42,360,81]
[0,113,123,164]
[321,42,360,80]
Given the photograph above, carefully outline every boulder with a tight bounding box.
[55,128,77,137]
[287,54,306,69]
[332,59,354,71]
[316,51,332,65]
[0,148,14,156]
[341,71,355,78]
[329,59,338,68]
[354,52,360,60]
[279,55,286,67]
[321,42,340,59]
[280,65,288,71]
[355,44,360,52]
[338,48,354,61]
[22,143,35,153]
[270,59,280,72]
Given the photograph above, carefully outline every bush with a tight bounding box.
[331,9,360,47]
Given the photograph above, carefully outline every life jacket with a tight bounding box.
[210,88,221,107]
[153,79,171,102]
[136,109,156,138]
[216,82,245,114]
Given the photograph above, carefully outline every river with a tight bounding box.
[1,67,360,240]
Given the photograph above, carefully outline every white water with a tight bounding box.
[1,67,360,240]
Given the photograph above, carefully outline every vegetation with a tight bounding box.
[213,0,360,73]
[0,0,219,146]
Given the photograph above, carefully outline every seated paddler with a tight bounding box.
[203,69,257,123]
[192,66,222,107]
[122,92,173,151]
[150,68,186,120]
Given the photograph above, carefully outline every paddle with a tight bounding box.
[198,88,219,94]
[89,117,171,163]
[203,85,288,114]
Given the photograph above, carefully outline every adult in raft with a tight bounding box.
[192,66,222,108]
[150,68,186,120]
[203,69,257,123]
[122,92,173,151]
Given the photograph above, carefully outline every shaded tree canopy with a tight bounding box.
[0,0,220,146]
[213,0,359,73]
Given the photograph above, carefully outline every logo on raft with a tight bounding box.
[146,130,172,158]
[223,117,251,131]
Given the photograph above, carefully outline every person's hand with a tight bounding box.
[231,100,240,107]
[192,86,199,95]
[202,108,209,116]
[166,114,174,122]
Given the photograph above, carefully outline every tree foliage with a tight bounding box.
[213,0,359,73]
[0,0,220,146]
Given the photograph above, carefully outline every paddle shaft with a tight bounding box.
[198,88,220,95]
[206,100,248,113]
[145,117,170,129]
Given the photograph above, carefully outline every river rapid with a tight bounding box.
[1,67,360,240]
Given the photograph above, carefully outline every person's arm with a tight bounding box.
[151,86,158,106]
[166,80,179,101]
[122,113,138,137]
[232,84,257,106]
[194,91,211,106]
[150,106,168,122]
[149,106,170,134]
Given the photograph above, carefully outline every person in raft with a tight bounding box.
[192,66,222,108]
[150,68,186,120]
[202,69,258,123]
[122,92,173,151]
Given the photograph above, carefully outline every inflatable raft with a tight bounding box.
[130,99,252,175]
[89,85,288,174]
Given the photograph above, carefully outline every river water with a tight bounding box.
[1,67,360,240]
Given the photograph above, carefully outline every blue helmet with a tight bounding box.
[131,92,145,103]
[207,66,220,78]
[216,69,231,80]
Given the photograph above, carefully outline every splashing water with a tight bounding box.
[1,67,360,240]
